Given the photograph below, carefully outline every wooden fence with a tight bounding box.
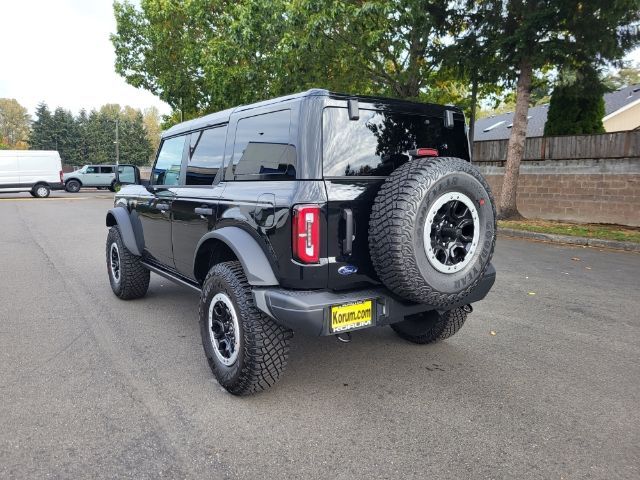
[473,130,640,163]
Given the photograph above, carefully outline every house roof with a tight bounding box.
[474,84,640,141]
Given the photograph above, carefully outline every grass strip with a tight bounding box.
[498,219,640,244]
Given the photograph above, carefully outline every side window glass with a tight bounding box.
[86,166,98,174]
[187,126,227,185]
[153,136,185,186]
[101,166,114,174]
[231,110,295,180]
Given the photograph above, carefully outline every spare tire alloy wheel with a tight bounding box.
[369,157,496,306]
[424,192,479,274]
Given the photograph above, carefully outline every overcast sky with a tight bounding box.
[0,0,171,117]
[1,0,639,119]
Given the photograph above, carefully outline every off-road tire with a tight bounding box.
[66,179,81,193]
[199,261,293,395]
[32,184,51,198]
[391,308,468,344]
[106,226,150,299]
[369,157,496,307]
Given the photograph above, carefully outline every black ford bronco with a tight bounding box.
[105,89,496,395]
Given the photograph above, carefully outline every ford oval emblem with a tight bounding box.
[338,265,358,276]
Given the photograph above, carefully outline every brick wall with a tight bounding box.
[473,133,640,226]
[481,171,640,226]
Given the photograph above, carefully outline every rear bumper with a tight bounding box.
[253,264,496,336]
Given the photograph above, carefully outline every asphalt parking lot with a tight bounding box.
[0,193,638,479]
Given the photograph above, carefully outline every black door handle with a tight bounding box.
[194,207,213,216]
[343,208,353,255]
[156,202,170,211]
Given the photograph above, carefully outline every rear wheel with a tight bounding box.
[106,226,150,299]
[369,157,496,307]
[66,179,81,193]
[199,261,292,395]
[391,308,468,344]
[32,184,51,198]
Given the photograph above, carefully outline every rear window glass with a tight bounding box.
[229,110,295,180]
[323,107,442,177]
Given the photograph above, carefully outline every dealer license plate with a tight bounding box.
[330,300,373,333]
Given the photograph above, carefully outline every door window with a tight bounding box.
[153,136,186,186]
[187,126,227,185]
[101,166,114,174]
[230,110,295,180]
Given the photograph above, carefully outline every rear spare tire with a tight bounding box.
[369,157,496,306]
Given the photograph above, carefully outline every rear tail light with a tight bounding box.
[59,170,64,182]
[409,147,439,158]
[292,204,320,264]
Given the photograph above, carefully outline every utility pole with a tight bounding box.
[115,118,119,166]
[114,118,120,185]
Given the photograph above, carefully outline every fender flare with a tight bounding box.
[195,227,279,286]
[65,177,82,186]
[106,207,144,256]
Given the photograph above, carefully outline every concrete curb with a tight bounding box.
[498,228,640,253]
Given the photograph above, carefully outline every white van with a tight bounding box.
[0,150,64,198]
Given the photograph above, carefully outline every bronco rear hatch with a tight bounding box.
[322,99,470,290]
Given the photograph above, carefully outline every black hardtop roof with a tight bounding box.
[162,89,461,138]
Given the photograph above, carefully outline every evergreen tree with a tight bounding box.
[72,109,90,165]
[119,110,152,166]
[29,102,54,150]
[544,66,606,136]
[50,107,77,164]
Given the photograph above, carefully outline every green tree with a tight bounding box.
[544,66,606,136]
[72,109,90,165]
[50,107,77,164]
[112,0,459,114]
[0,98,31,149]
[29,102,54,150]
[83,105,152,166]
[472,0,640,219]
[143,106,161,162]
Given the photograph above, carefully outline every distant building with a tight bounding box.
[474,84,640,141]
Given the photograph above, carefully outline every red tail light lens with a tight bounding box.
[409,147,439,158]
[292,204,320,264]
[59,170,64,182]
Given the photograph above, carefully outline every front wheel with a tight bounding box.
[199,261,292,395]
[391,308,468,344]
[106,226,150,299]
[66,180,81,193]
